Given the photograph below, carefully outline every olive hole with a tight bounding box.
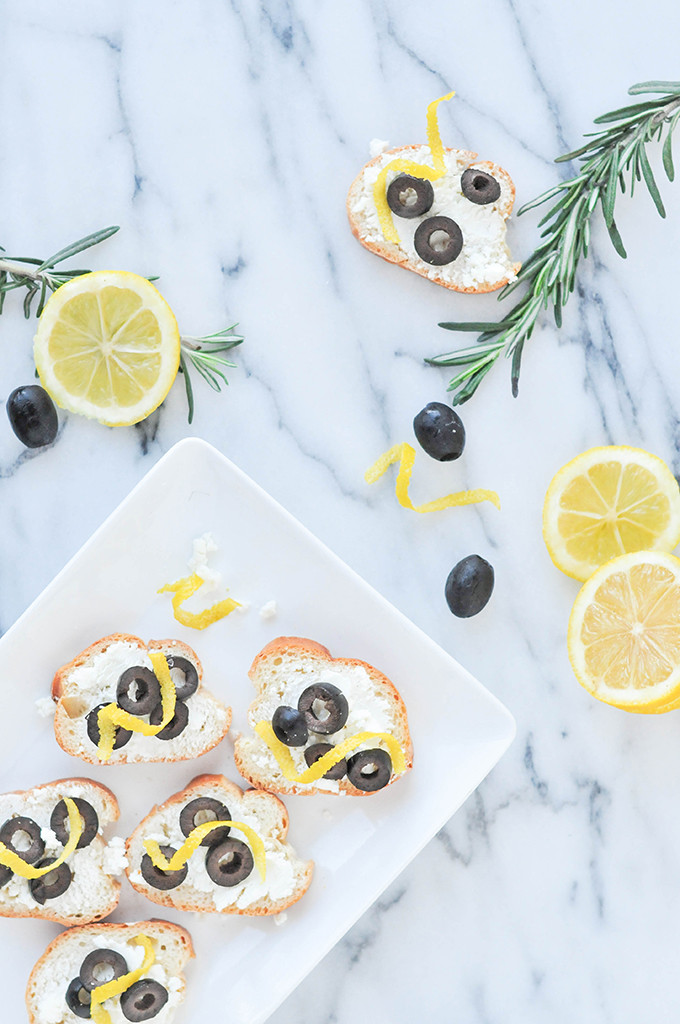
[169,667,185,686]
[473,175,487,190]
[218,852,240,873]
[429,230,451,253]
[42,868,60,886]
[129,678,148,701]
[92,964,115,984]
[194,808,218,827]
[12,830,33,853]
[361,763,379,776]
[77,990,91,1007]
[137,994,155,1010]
[399,186,418,207]
[311,698,331,721]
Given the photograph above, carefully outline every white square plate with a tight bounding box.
[0,437,515,1023]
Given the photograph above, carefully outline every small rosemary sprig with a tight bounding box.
[0,225,121,318]
[179,326,244,423]
[427,80,680,403]
[0,225,244,423]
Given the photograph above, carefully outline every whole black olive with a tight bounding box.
[164,655,199,701]
[149,699,189,740]
[179,797,231,846]
[413,402,466,462]
[461,167,501,205]
[297,683,349,735]
[29,858,72,903]
[87,704,132,750]
[304,742,347,781]
[205,837,253,887]
[140,845,187,890]
[413,216,463,266]
[50,798,99,850]
[271,705,308,747]
[386,174,434,219]
[0,816,45,864]
[346,748,393,792]
[120,978,169,1021]
[65,977,92,1019]
[116,666,161,715]
[79,948,129,991]
[6,385,58,449]
[445,554,495,617]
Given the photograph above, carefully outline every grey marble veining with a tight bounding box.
[2,1,680,1021]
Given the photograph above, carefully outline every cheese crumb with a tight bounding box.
[35,697,55,718]
[259,600,278,620]
[274,912,288,926]
[369,138,390,159]
[102,835,129,875]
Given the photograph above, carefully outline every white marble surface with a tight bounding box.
[2,1,680,1021]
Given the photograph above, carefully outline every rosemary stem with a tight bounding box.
[0,259,46,280]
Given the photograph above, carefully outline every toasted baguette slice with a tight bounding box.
[26,918,193,1024]
[52,633,231,765]
[234,637,413,797]
[0,777,121,926]
[347,143,521,293]
[125,774,313,916]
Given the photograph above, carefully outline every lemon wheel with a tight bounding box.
[568,550,680,712]
[34,271,180,426]
[543,446,680,581]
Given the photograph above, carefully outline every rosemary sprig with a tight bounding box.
[0,226,121,318]
[426,80,680,403]
[179,326,244,423]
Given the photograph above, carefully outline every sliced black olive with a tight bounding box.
[386,174,434,219]
[297,682,349,735]
[6,385,58,449]
[164,654,199,701]
[304,742,347,780]
[346,748,393,792]
[121,978,169,1021]
[461,167,501,205]
[50,798,99,850]
[0,816,45,864]
[413,402,465,462]
[65,977,92,1019]
[179,797,231,846]
[413,216,463,266]
[0,865,12,887]
[205,837,253,887]
[116,666,161,715]
[272,705,308,747]
[79,948,129,991]
[87,704,132,750]
[149,699,189,740]
[29,858,72,903]
[445,554,495,617]
[140,845,187,890]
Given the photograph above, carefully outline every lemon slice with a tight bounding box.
[34,271,180,426]
[543,446,680,581]
[568,550,680,712]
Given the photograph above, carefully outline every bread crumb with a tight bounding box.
[259,600,278,620]
[35,696,55,718]
[369,138,390,159]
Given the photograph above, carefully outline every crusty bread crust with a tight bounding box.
[125,774,313,917]
[25,919,194,1024]
[0,777,121,926]
[346,144,521,294]
[234,637,414,797]
[52,633,231,766]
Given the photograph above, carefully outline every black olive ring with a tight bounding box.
[179,797,231,846]
[386,173,434,219]
[413,216,463,266]
[164,655,199,701]
[140,845,188,891]
[297,682,349,735]
[116,666,161,715]
[29,858,72,904]
[50,798,99,851]
[461,167,501,205]
[0,816,45,864]
[79,948,129,991]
